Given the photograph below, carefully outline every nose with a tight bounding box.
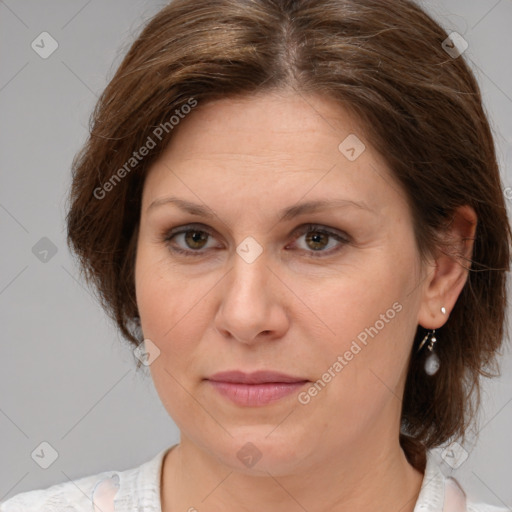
[214,248,290,344]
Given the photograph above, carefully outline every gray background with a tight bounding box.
[1,0,511,506]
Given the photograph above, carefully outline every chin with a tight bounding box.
[202,426,317,477]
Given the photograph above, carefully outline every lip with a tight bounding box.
[206,370,309,406]
[208,370,307,384]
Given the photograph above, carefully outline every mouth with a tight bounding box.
[206,370,309,407]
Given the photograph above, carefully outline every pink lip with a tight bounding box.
[208,370,306,384]
[206,370,309,406]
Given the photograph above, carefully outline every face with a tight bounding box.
[135,91,429,476]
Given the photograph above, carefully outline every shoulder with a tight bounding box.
[466,501,510,512]
[0,447,170,512]
[446,475,509,512]
[0,470,111,511]
[417,451,510,512]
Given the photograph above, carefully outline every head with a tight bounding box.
[66,0,511,473]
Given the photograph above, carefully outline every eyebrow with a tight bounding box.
[147,196,375,221]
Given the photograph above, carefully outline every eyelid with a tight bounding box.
[164,222,216,237]
[290,223,350,242]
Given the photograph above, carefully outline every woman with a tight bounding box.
[2,0,510,510]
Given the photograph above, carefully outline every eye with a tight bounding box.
[163,224,220,256]
[162,223,350,258]
[287,224,350,257]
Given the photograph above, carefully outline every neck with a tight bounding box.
[161,433,424,512]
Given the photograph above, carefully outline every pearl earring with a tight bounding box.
[417,329,440,375]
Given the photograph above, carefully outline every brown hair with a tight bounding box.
[66,0,511,470]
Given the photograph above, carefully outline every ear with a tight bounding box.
[417,205,477,329]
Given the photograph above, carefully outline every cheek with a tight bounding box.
[303,282,415,436]
[135,256,212,421]
[135,246,205,353]
[313,246,420,379]
[316,267,402,339]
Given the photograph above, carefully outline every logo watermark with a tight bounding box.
[298,301,403,405]
[93,97,198,200]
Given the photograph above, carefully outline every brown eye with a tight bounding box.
[305,231,330,251]
[163,224,219,256]
[290,224,350,257]
[183,230,209,250]
[163,223,349,258]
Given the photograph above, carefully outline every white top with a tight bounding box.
[1,445,509,511]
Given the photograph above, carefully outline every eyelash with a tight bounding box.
[162,223,350,258]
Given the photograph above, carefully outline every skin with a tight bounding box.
[134,90,477,512]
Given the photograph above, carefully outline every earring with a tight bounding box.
[417,329,440,376]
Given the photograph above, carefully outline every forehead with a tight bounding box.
[140,91,407,219]
[156,91,364,162]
